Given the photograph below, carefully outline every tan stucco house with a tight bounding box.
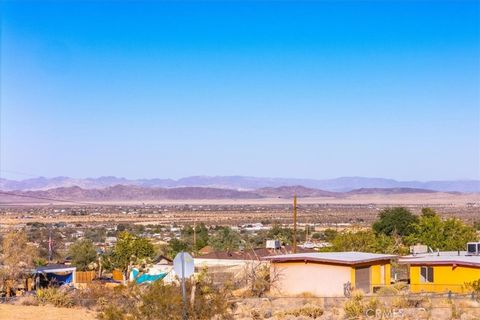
[264,252,395,297]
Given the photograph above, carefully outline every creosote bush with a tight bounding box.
[343,289,365,319]
[276,303,324,319]
[36,287,73,308]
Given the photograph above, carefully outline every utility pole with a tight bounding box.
[293,193,297,253]
[48,227,53,263]
[193,220,197,254]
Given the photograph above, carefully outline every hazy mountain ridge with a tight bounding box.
[0,175,479,192]
[0,185,463,204]
[1,185,262,202]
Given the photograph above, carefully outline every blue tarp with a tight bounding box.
[47,272,73,285]
[130,268,167,284]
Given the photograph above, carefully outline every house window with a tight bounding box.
[420,266,434,283]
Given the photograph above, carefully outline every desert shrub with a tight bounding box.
[36,287,73,308]
[391,294,409,309]
[343,290,365,319]
[18,295,39,306]
[98,270,232,320]
[276,303,323,319]
[241,263,272,297]
[392,282,409,291]
[188,270,233,320]
[98,305,129,320]
[466,278,480,295]
[250,308,262,320]
[72,283,131,310]
[376,286,399,296]
[365,297,381,311]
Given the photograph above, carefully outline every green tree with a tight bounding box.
[421,207,437,218]
[209,226,241,252]
[373,207,418,237]
[322,228,338,241]
[69,239,97,271]
[85,227,107,243]
[193,223,209,250]
[330,230,406,254]
[311,232,321,240]
[474,220,480,231]
[107,232,155,275]
[406,212,476,251]
[180,223,209,251]
[167,238,189,259]
[267,224,293,245]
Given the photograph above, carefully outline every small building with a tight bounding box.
[34,264,77,288]
[399,250,480,293]
[264,252,395,297]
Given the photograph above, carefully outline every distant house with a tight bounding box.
[264,252,395,297]
[105,237,117,245]
[195,245,315,268]
[198,245,214,255]
[399,245,480,293]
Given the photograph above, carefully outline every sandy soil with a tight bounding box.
[0,193,478,226]
[0,304,97,320]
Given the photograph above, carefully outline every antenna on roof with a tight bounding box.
[293,193,297,253]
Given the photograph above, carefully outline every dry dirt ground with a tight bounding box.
[0,304,97,320]
[1,193,479,226]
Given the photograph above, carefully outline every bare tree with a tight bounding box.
[0,230,39,296]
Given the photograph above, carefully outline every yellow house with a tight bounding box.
[399,253,480,293]
[264,252,395,296]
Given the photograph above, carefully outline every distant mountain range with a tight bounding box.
[0,185,448,203]
[0,175,478,192]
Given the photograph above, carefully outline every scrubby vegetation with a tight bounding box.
[36,287,73,308]
[96,269,233,320]
[275,303,324,319]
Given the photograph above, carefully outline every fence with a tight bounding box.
[233,293,480,319]
[76,271,97,284]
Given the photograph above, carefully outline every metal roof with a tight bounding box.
[35,264,76,273]
[263,251,396,265]
[399,252,480,268]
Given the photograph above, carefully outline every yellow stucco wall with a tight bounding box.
[349,262,391,292]
[410,265,480,293]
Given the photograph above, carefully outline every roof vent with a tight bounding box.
[466,242,480,256]
[266,240,281,249]
[410,245,428,255]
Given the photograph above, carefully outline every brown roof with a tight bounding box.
[198,245,214,254]
[197,246,316,261]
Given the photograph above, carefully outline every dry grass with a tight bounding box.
[0,304,97,320]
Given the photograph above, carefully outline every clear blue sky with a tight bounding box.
[1,1,479,181]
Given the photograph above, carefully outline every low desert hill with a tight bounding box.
[0,184,459,205]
